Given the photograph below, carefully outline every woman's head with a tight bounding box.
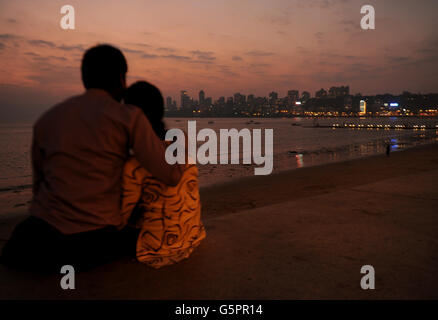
[125,81,166,140]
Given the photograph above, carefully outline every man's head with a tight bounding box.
[81,44,127,102]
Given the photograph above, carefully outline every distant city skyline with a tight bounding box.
[165,85,436,107]
[158,85,438,105]
[163,86,438,118]
[1,0,438,121]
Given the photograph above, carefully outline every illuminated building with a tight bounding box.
[180,90,190,110]
[360,100,367,115]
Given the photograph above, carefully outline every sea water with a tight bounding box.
[0,117,437,215]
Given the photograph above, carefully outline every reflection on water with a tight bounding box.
[295,154,304,168]
[390,138,398,151]
[196,125,437,187]
[1,118,437,190]
[281,131,436,173]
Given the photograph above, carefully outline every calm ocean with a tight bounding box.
[1,117,437,214]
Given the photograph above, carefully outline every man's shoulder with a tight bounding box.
[82,90,141,119]
[35,91,139,124]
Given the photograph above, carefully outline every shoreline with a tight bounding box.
[0,143,437,299]
[1,142,437,224]
[1,117,437,192]
[1,142,436,224]
[200,142,438,218]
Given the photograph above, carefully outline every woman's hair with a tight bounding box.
[124,81,166,140]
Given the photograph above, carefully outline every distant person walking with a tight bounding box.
[1,45,183,273]
[386,143,391,156]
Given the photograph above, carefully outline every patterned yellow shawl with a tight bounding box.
[122,158,206,268]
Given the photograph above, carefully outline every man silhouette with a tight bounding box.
[1,44,182,272]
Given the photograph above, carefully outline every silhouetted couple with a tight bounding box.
[1,45,205,273]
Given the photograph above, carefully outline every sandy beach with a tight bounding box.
[0,143,437,299]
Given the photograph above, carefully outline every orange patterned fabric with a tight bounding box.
[122,158,206,268]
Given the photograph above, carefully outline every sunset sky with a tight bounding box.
[0,0,437,121]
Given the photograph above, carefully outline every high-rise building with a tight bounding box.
[340,85,350,96]
[165,96,177,112]
[359,100,367,115]
[329,86,350,98]
[180,90,190,110]
[199,90,205,105]
[217,96,225,104]
[166,96,172,109]
[315,88,327,99]
[269,91,278,104]
[234,93,245,105]
[226,97,234,115]
[301,91,311,102]
[287,90,299,102]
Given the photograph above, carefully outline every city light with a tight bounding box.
[165,87,438,117]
